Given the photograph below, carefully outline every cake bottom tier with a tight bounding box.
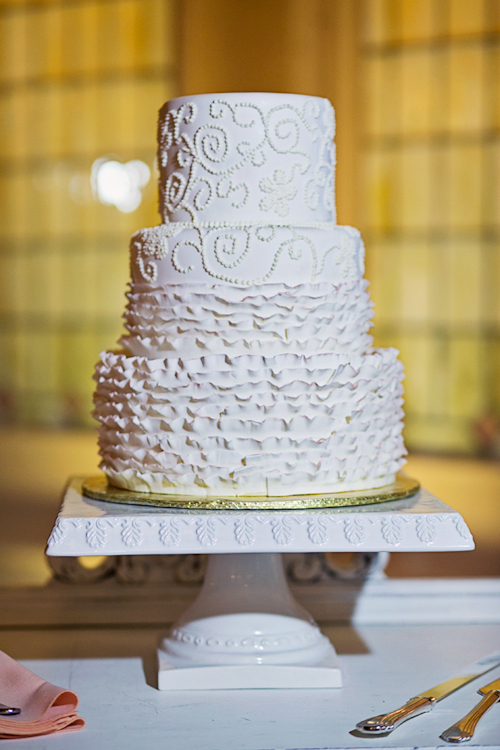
[94,348,407,497]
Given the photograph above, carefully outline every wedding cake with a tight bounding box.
[93,92,406,497]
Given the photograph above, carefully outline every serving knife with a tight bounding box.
[440,676,500,743]
[355,651,500,736]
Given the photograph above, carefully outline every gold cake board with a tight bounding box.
[82,473,420,511]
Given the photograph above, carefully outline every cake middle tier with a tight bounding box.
[121,279,374,359]
[129,223,363,286]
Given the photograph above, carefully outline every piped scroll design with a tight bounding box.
[158,97,334,223]
[259,169,297,217]
[131,226,173,283]
[131,223,356,286]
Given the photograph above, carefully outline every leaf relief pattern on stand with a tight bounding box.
[307,516,329,545]
[343,518,365,545]
[157,96,334,225]
[234,516,255,546]
[121,519,147,548]
[85,519,110,550]
[270,516,294,545]
[47,519,65,546]
[415,515,437,544]
[451,515,473,541]
[159,518,188,547]
[195,517,219,546]
[379,516,409,546]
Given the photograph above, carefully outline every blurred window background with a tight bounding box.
[0,0,499,585]
[0,0,177,427]
[1,0,499,458]
[362,0,500,457]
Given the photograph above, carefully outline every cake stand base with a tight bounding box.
[158,650,341,690]
[46,477,474,691]
[157,552,341,689]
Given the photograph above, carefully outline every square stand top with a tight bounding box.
[47,477,474,556]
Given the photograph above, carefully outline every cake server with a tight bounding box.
[355,651,500,736]
[440,676,500,743]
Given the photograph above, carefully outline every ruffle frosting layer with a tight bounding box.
[120,280,374,358]
[94,348,406,497]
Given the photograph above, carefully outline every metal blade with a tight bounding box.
[479,676,500,695]
[417,652,500,702]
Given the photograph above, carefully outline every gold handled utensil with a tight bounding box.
[0,703,21,716]
[355,652,500,736]
[440,676,500,743]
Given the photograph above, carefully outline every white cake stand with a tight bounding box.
[46,477,474,690]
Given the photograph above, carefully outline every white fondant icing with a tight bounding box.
[129,223,363,286]
[92,92,407,498]
[120,280,373,359]
[157,93,335,225]
[94,348,406,497]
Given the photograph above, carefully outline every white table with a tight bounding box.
[9,622,500,750]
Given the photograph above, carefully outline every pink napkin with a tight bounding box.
[0,650,84,738]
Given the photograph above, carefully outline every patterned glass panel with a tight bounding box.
[362,0,500,454]
[0,0,178,426]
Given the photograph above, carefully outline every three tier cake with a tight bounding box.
[93,92,407,497]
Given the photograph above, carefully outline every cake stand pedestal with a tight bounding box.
[46,478,474,690]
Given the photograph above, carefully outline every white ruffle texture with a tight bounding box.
[120,280,374,359]
[93,92,407,498]
[94,343,407,497]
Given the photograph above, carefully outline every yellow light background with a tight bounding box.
[0,0,499,585]
[362,0,500,455]
[0,0,177,427]
[1,0,499,457]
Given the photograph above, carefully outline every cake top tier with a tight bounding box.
[157,92,336,226]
